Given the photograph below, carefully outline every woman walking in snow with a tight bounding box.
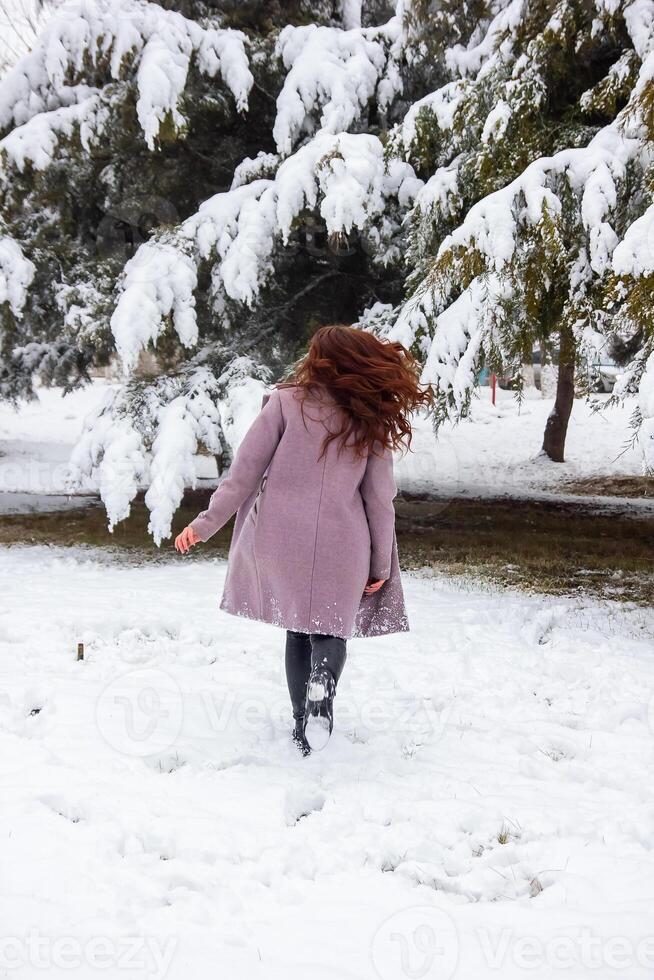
[175,325,433,753]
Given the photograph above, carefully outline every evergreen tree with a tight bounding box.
[0,0,652,540]
[385,0,654,464]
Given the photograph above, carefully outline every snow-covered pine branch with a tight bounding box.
[0,0,253,151]
[69,355,270,542]
[0,0,259,418]
[273,12,406,156]
[68,382,150,531]
[0,89,109,172]
[0,232,35,317]
[110,132,421,371]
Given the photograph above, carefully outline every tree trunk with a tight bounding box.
[542,322,575,463]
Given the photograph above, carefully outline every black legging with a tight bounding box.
[285,631,347,721]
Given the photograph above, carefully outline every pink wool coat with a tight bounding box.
[190,384,409,639]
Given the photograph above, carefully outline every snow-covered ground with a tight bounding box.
[2,547,654,979]
[0,383,114,501]
[395,388,646,499]
[0,381,647,505]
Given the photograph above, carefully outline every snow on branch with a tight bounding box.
[0,90,108,172]
[390,0,601,174]
[216,131,420,301]
[0,0,253,149]
[0,234,36,317]
[69,357,270,540]
[110,180,270,372]
[273,14,405,156]
[613,202,654,278]
[384,272,512,424]
[340,0,362,31]
[231,152,280,189]
[421,105,650,308]
[605,0,654,59]
[420,275,511,415]
[68,384,150,531]
[110,238,199,374]
[444,0,525,80]
[144,358,271,543]
[144,393,201,542]
[109,132,421,369]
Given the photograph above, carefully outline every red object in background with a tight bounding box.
[491,373,497,406]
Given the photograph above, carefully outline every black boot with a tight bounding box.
[285,631,312,756]
[304,666,336,751]
[291,715,311,757]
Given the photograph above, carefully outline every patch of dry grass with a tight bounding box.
[561,475,654,498]
[1,490,652,603]
[395,496,654,604]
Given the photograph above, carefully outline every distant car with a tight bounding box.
[588,355,620,393]
[497,349,620,393]
[498,348,551,390]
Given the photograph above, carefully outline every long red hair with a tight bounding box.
[281,324,434,456]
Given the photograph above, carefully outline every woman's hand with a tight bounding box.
[364,577,386,595]
[174,525,201,554]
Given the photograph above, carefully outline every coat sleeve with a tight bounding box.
[360,446,397,580]
[190,388,285,542]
